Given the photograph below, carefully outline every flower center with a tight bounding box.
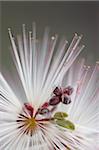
[24,117,37,130]
[17,114,37,136]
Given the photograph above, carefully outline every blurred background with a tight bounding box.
[0,1,99,68]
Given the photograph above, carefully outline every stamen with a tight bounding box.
[24,117,37,130]
[17,114,37,136]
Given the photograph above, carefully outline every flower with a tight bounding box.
[0,23,99,150]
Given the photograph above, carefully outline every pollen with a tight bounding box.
[24,117,37,130]
[17,116,37,136]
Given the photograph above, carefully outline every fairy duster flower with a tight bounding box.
[0,23,99,150]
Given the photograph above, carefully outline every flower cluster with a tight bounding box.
[38,86,73,114]
[0,24,99,150]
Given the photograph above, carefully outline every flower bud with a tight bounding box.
[41,102,49,108]
[49,96,61,106]
[62,95,71,104]
[53,87,62,96]
[24,103,34,117]
[63,86,74,95]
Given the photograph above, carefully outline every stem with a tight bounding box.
[36,118,54,122]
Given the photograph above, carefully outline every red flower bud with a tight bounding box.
[49,96,61,106]
[63,86,74,95]
[53,87,62,96]
[62,95,71,104]
[41,102,49,108]
[24,103,34,117]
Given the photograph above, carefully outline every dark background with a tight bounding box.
[0,1,99,68]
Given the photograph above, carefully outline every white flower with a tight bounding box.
[0,23,99,150]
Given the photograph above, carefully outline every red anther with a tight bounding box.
[62,94,71,105]
[41,102,49,108]
[53,87,62,96]
[63,86,74,95]
[49,96,61,106]
[24,103,34,117]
